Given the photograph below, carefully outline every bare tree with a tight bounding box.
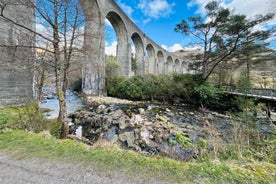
[0,0,85,138]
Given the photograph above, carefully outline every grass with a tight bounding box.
[0,130,275,184]
[0,107,20,125]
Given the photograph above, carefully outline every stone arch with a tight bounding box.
[174,59,180,73]
[157,51,164,74]
[181,61,187,74]
[106,11,129,76]
[166,56,173,73]
[146,44,155,74]
[79,0,105,95]
[131,32,144,75]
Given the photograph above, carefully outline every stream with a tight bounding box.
[39,86,85,119]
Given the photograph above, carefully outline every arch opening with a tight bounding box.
[166,56,173,73]
[174,59,180,73]
[181,61,187,74]
[106,11,129,76]
[146,44,155,74]
[157,51,164,74]
[131,33,144,75]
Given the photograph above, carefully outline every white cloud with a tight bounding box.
[187,0,276,48]
[116,0,134,17]
[105,41,117,56]
[161,43,183,52]
[162,43,203,52]
[187,0,275,18]
[105,19,112,27]
[138,0,175,19]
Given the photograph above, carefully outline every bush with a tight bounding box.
[0,103,61,137]
[107,73,215,104]
[194,82,224,107]
[107,76,126,96]
[115,75,151,100]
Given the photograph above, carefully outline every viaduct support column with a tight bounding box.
[80,0,106,96]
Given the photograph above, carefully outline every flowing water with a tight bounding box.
[39,86,85,119]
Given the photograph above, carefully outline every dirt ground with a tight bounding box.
[0,152,168,184]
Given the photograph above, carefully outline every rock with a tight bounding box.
[119,131,140,151]
[140,128,150,144]
[138,108,145,115]
[40,98,47,103]
[69,101,275,162]
[156,114,170,122]
[67,134,93,145]
[165,108,171,112]
[96,104,107,114]
[112,109,125,120]
[135,114,143,122]
[119,119,127,129]
[144,121,153,126]
[105,127,118,143]
[201,119,210,127]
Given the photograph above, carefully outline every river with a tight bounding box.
[39,86,85,119]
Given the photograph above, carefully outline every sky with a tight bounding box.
[105,0,276,55]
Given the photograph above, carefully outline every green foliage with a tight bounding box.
[115,75,151,100]
[194,82,224,107]
[0,107,18,132]
[107,76,126,96]
[175,132,192,148]
[131,53,137,73]
[0,103,60,137]
[237,69,253,93]
[105,55,122,78]
[108,73,233,110]
[108,73,206,104]
[175,0,274,79]
[105,56,126,96]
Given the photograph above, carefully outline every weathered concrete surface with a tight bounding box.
[0,1,34,107]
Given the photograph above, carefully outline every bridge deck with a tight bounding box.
[226,91,276,102]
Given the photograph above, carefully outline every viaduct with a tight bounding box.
[79,0,189,95]
[0,0,190,107]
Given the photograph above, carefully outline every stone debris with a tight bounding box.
[68,103,275,161]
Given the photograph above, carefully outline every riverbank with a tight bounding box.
[68,95,276,163]
[0,130,275,184]
[1,94,275,183]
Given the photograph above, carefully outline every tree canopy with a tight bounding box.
[175,0,275,80]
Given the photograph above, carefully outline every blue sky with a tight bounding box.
[105,0,276,55]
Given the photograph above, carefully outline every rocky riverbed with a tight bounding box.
[68,96,275,161]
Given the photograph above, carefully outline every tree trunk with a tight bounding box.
[37,68,45,101]
[57,88,68,138]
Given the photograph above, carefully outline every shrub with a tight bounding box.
[107,76,126,96]
[0,103,61,137]
[115,75,151,100]
[108,73,206,103]
[175,132,192,148]
[194,82,224,107]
